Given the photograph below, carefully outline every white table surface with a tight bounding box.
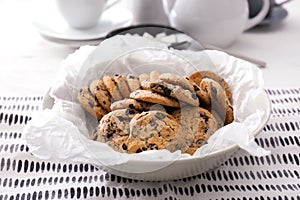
[0,0,299,97]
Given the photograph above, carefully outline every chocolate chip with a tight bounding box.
[191,93,198,100]
[136,148,142,153]
[126,108,136,115]
[174,144,181,151]
[106,128,116,139]
[162,86,172,96]
[193,85,200,91]
[106,133,113,138]
[128,75,134,79]
[88,100,94,108]
[142,147,147,151]
[150,119,156,127]
[196,139,206,146]
[116,116,128,122]
[211,86,218,98]
[122,143,127,150]
[92,134,98,141]
[148,143,158,150]
[129,104,135,109]
[155,84,172,96]
[200,113,209,122]
[155,112,166,120]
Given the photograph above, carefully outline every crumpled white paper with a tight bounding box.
[23,35,270,174]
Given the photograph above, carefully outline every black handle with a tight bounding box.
[105,24,184,38]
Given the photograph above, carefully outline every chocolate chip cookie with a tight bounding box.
[188,71,203,86]
[158,72,210,106]
[81,69,235,155]
[150,70,160,82]
[130,90,180,107]
[91,108,139,152]
[126,74,141,92]
[184,76,211,106]
[139,73,151,90]
[77,86,107,120]
[149,82,199,106]
[114,74,131,98]
[190,70,232,101]
[110,98,152,111]
[172,106,219,154]
[89,80,111,112]
[159,73,195,92]
[103,75,123,101]
[200,78,234,125]
[130,110,187,152]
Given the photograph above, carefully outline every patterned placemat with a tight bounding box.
[1,89,300,199]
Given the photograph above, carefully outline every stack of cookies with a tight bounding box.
[77,70,234,155]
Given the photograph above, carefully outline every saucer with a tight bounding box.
[33,1,133,41]
[39,35,103,48]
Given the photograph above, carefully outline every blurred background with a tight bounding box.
[0,0,299,96]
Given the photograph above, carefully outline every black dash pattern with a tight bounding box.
[0,91,300,199]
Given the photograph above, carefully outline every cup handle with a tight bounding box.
[244,0,270,30]
[276,0,293,6]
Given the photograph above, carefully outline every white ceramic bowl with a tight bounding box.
[43,88,270,181]
[41,35,271,181]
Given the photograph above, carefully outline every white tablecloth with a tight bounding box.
[1,88,300,199]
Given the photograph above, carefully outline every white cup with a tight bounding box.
[56,0,110,29]
[128,0,170,25]
[163,0,270,48]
